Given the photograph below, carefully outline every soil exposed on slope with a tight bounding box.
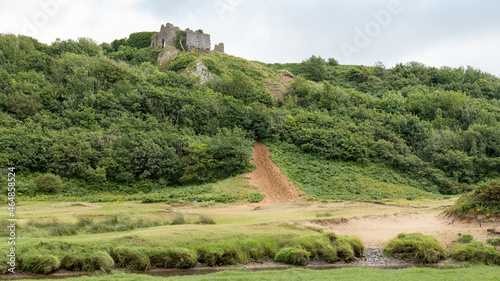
[246,141,304,204]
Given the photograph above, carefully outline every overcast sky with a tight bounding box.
[1,0,499,76]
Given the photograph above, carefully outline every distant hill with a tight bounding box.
[0,33,499,198]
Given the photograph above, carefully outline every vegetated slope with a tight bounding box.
[0,33,500,200]
[445,180,500,218]
[269,142,440,201]
[246,141,304,203]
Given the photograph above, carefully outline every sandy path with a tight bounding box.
[246,141,303,204]
[315,211,500,248]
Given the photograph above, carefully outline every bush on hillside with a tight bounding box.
[34,173,63,193]
[445,180,500,217]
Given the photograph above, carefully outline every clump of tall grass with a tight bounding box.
[274,248,310,266]
[384,233,448,263]
[316,212,333,218]
[148,248,197,269]
[290,233,364,263]
[83,251,115,272]
[171,214,187,225]
[196,242,250,266]
[291,235,337,262]
[454,233,474,244]
[23,215,167,237]
[487,238,500,249]
[61,250,114,272]
[451,234,500,265]
[19,253,61,274]
[24,218,79,237]
[110,247,151,271]
[0,249,10,274]
[61,251,85,271]
[196,215,216,225]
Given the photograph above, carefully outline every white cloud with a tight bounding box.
[0,0,499,76]
[399,36,500,76]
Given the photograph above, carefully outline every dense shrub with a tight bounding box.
[301,55,328,82]
[167,53,193,72]
[34,173,63,193]
[127,32,155,49]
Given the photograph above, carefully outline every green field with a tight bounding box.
[15,267,500,281]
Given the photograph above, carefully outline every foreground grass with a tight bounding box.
[16,266,500,281]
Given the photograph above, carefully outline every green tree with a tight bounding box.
[301,55,328,82]
[34,173,63,193]
[127,32,155,49]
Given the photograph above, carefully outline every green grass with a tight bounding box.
[13,266,500,281]
[451,234,500,265]
[274,248,310,266]
[1,175,263,204]
[0,231,366,274]
[269,142,442,201]
[383,233,448,263]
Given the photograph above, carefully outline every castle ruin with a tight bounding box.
[214,42,224,53]
[151,22,224,54]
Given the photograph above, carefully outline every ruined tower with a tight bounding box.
[150,23,179,48]
[150,23,212,54]
[214,43,224,53]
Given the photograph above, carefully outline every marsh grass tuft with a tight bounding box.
[384,233,448,263]
[196,215,216,225]
[19,253,61,274]
[171,214,187,225]
[23,215,167,237]
[274,248,310,266]
[110,247,151,271]
[148,248,197,269]
[316,212,333,218]
[451,234,500,265]
[454,233,474,244]
[83,251,115,272]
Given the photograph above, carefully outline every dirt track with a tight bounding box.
[246,141,303,204]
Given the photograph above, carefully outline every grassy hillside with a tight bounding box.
[1,33,500,200]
